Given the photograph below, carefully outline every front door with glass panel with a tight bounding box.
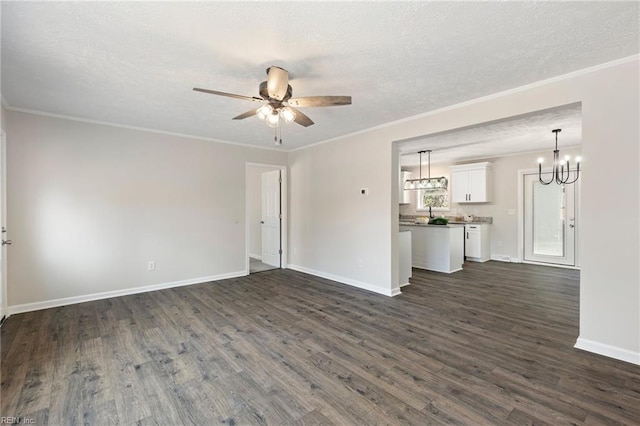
[523,172,578,266]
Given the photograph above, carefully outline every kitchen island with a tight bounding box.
[399,223,464,273]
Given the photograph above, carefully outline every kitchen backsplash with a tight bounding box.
[400,214,493,224]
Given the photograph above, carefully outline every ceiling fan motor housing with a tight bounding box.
[259,81,293,103]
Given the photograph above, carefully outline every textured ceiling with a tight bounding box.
[2,2,638,151]
[399,104,583,166]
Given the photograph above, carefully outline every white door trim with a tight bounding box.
[245,163,288,275]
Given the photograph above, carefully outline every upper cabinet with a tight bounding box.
[450,162,493,203]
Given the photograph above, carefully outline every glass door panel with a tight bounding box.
[532,182,565,256]
[524,172,576,266]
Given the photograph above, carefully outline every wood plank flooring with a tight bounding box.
[2,261,640,425]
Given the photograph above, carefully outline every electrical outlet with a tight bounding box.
[148,261,156,271]
[357,259,364,268]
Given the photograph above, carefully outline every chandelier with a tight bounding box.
[537,129,581,185]
[403,150,448,191]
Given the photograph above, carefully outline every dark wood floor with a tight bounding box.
[2,262,640,425]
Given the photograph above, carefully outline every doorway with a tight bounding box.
[246,164,287,274]
[522,170,580,267]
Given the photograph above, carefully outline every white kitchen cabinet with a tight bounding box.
[465,224,491,262]
[399,171,413,204]
[450,162,493,203]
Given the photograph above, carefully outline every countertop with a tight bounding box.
[399,222,464,228]
[447,221,490,225]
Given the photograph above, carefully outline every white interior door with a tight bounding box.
[523,172,578,266]
[261,170,281,268]
[0,131,7,323]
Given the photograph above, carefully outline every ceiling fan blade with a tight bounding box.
[233,109,259,120]
[290,107,314,127]
[193,88,262,103]
[266,66,289,101]
[288,96,352,108]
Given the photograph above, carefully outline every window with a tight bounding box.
[417,178,450,212]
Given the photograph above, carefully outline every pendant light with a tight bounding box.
[537,129,581,185]
[403,150,448,191]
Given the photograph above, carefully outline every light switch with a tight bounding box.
[361,188,369,195]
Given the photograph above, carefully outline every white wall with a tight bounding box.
[247,164,281,258]
[6,110,287,311]
[288,136,397,296]
[289,58,639,364]
[401,147,582,262]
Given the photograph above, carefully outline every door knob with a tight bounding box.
[261,221,264,224]
[569,224,575,228]
[2,240,11,246]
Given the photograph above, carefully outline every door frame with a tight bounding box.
[517,167,581,269]
[245,163,288,275]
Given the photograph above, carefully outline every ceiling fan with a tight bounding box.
[193,66,352,128]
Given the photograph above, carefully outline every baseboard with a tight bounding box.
[575,337,640,365]
[7,270,247,315]
[288,264,399,297]
[249,254,262,260]
[491,255,511,262]
[466,257,490,263]
[399,281,411,288]
[490,255,521,263]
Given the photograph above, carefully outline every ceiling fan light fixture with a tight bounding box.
[266,112,280,128]
[280,107,296,123]
[257,104,273,120]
